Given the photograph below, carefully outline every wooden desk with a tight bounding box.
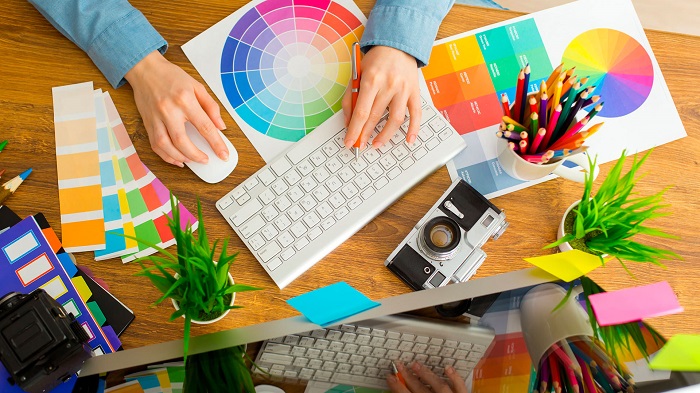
[1,0,698,352]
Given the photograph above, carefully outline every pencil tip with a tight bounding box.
[19,168,32,180]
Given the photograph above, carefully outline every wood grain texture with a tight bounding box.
[0,0,698,352]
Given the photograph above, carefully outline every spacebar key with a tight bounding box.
[259,353,293,365]
[230,199,263,226]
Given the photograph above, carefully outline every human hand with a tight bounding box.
[125,51,229,166]
[386,362,467,393]
[342,45,421,151]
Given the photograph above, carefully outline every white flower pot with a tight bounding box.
[171,271,235,325]
[557,200,579,253]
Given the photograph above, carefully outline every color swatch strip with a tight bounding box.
[52,82,106,252]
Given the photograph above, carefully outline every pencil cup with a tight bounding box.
[520,283,593,366]
[496,138,599,183]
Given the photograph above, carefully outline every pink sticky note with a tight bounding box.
[588,281,683,326]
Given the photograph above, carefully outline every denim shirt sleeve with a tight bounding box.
[28,0,168,88]
[360,0,455,67]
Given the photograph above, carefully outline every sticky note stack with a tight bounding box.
[52,82,197,262]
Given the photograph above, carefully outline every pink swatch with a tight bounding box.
[588,281,683,326]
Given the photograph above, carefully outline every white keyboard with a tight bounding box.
[217,97,467,288]
[252,314,495,389]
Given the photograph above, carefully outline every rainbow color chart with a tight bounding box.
[183,0,366,162]
[423,0,685,199]
[562,28,654,118]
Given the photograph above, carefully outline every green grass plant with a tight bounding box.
[128,195,260,359]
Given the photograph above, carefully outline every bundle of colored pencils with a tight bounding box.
[498,64,604,164]
[533,336,635,393]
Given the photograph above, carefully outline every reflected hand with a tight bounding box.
[386,362,467,393]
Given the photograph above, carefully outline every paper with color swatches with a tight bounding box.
[525,250,604,282]
[649,335,700,371]
[588,281,683,326]
[287,281,380,326]
[52,83,197,261]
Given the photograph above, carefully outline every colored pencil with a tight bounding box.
[546,63,565,87]
[0,169,5,180]
[519,139,528,152]
[561,76,578,99]
[513,69,525,123]
[531,128,546,153]
[560,117,589,141]
[501,93,512,118]
[529,96,538,120]
[555,83,582,137]
[549,353,562,393]
[0,168,32,206]
[581,95,600,108]
[0,140,6,153]
[562,91,589,131]
[509,141,519,152]
[539,91,549,127]
[582,122,604,140]
[563,66,576,84]
[520,64,531,122]
[530,112,539,139]
[586,103,604,124]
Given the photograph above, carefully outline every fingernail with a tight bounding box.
[387,375,397,383]
[177,162,184,168]
[445,366,454,375]
[408,134,416,144]
[396,362,404,372]
[200,156,209,164]
[219,151,229,161]
[218,117,227,130]
[372,141,383,150]
[411,362,421,372]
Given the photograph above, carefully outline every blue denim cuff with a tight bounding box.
[87,9,168,88]
[360,4,447,68]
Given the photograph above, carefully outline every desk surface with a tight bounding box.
[1,0,698,351]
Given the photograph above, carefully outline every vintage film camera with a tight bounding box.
[0,289,92,393]
[385,179,508,291]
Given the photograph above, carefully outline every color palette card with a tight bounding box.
[183,0,366,162]
[287,281,380,326]
[105,381,145,393]
[421,0,686,199]
[52,81,106,251]
[588,281,683,326]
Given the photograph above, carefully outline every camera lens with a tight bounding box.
[418,217,461,261]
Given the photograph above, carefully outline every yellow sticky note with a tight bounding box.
[525,250,604,282]
[71,275,92,301]
[649,335,700,371]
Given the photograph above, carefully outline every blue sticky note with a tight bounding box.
[287,282,380,326]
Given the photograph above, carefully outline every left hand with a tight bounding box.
[386,362,467,393]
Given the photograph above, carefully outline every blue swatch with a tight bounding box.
[287,282,380,326]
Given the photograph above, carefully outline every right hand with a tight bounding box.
[386,362,467,393]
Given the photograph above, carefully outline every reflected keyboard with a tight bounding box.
[217,97,467,288]
[252,314,495,389]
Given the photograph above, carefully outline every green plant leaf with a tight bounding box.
[223,284,262,295]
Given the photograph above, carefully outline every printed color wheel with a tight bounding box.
[562,28,653,118]
[221,0,363,142]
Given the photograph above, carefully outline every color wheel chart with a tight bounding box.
[562,28,654,118]
[185,0,365,162]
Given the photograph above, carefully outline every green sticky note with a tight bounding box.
[525,250,604,282]
[86,301,106,326]
[649,335,700,371]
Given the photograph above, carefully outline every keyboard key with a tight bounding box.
[316,202,333,218]
[310,151,327,166]
[370,337,385,347]
[284,370,298,378]
[350,158,368,172]
[321,350,335,361]
[295,237,310,251]
[401,333,416,341]
[445,340,458,348]
[341,184,359,199]
[230,199,263,226]
[426,345,441,356]
[344,343,359,354]
[299,368,315,379]
[290,222,307,237]
[273,195,292,212]
[375,176,389,190]
[326,176,342,192]
[335,354,351,364]
[329,193,346,209]
[286,186,303,203]
[321,217,336,230]
[297,159,314,176]
[329,341,344,352]
[262,225,279,241]
[407,139,421,151]
[429,116,446,132]
[258,242,282,262]
[240,215,265,238]
[303,212,320,228]
[398,341,414,351]
[322,141,339,157]
[333,133,346,148]
[430,338,444,346]
[441,358,456,368]
[400,352,415,362]
[338,167,355,182]
[341,332,357,343]
[325,157,343,173]
[218,196,234,210]
[259,189,276,205]
[354,173,372,189]
[283,336,300,345]
[281,248,295,261]
[454,349,469,360]
[301,177,318,193]
[309,359,324,370]
[413,343,428,354]
[313,186,331,202]
[258,168,275,186]
[261,206,279,221]
[472,344,487,353]
[277,231,294,248]
[467,352,481,361]
[314,339,330,350]
[386,350,401,360]
[338,149,354,163]
[439,347,455,357]
[348,197,362,210]
[439,129,452,141]
[400,157,415,170]
[416,336,430,344]
[414,147,428,160]
[421,107,437,125]
[237,193,251,204]
[244,177,259,190]
[379,155,397,170]
[326,330,342,340]
[249,234,265,251]
[371,329,386,337]
[426,138,440,150]
[268,258,282,271]
[390,132,404,145]
[358,345,372,356]
[363,149,380,163]
[260,353,293,365]
[365,367,380,377]
[457,342,472,350]
[418,127,433,142]
[322,361,338,372]
[387,167,402,180]
[288,205,304,221]
[265,342,291,355]
[361,187,376,200]
[284,169,302,186]
[300,195,317,211]
[427,356,441,366]
[311,330,326,339]
[271,158,292,176]
[378,143,392,154]
[356,335,371,345]
[384,339,400,350]
[308,227,323,240]
[415,354,428,364]
[334,206,349,220]
[313,167,331,183]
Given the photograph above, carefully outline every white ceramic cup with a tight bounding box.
[496,138,599,183]
[520,283,593,366]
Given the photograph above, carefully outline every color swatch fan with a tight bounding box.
[562,28,654,118]
[183,0,366,162]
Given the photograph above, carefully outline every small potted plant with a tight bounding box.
[545,150,679,366]
[131,195,260,358]
[548,150,680,268]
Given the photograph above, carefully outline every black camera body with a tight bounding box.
[385,179,508,291]
[0,289,92,393]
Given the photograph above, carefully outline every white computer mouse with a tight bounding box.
[184,122,238,183]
